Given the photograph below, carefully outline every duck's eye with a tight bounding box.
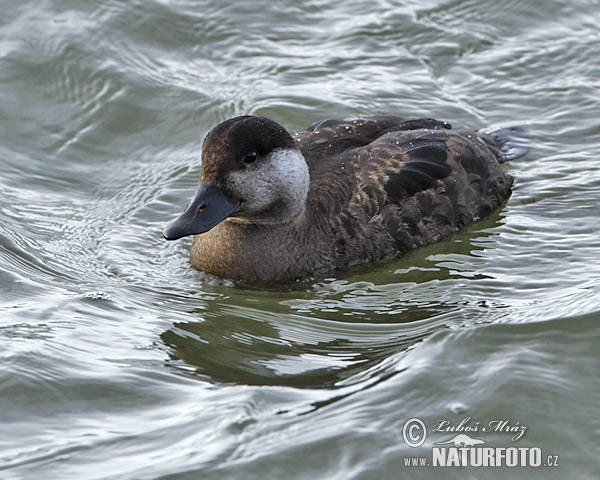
[244,152,258,164]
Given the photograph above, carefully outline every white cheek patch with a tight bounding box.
[227,165,274,211]
[227,149,310,221]
[268,149,310,207]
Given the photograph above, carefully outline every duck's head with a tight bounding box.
[163,116,309,240]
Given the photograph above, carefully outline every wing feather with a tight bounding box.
[297,116,513,264]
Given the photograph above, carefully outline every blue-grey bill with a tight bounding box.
[163,184,238,240]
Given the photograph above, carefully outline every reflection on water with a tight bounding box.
[161,216,511,387]
[161,212,513,387]
[162,307,434,388]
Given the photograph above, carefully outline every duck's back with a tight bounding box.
[293,116,519,267]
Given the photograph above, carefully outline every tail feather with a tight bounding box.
[480,125,531,162]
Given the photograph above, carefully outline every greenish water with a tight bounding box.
[1,0,599,478]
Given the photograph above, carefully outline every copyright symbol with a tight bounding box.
[402,418,427,447]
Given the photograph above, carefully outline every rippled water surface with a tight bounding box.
[1,0,599,478]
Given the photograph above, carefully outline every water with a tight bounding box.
[1,0,599,478]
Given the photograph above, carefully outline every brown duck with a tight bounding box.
[164,115,528,283]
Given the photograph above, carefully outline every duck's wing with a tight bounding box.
[352,127,514,251]
[302,119,514,257]
[294,116,452,165]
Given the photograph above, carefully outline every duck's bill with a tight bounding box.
[163,184,238,240]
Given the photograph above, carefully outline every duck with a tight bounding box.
[163,115,528,284]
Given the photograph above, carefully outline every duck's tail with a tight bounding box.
[479,125,531,162]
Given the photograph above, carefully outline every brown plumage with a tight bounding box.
[163,115,528,283]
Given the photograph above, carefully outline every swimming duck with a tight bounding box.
[164,115,528,283]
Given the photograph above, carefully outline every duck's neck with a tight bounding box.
[190,216,311,283]
[190,149,315,282]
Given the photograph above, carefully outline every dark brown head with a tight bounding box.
[164,116,309,240]
[200,116,296,182]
